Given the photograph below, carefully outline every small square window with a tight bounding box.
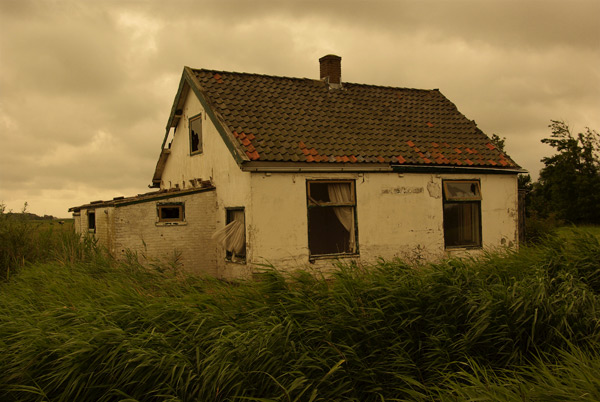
[157,203,184,223]
[443,181,481,201]
[189,114,202,154]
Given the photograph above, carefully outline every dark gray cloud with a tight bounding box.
[1,0,598,217]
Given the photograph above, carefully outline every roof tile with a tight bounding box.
[190,68,520,169]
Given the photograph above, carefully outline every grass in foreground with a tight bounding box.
[0,230,599,401]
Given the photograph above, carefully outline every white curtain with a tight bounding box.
[327,183,355,252]
[212,210,245,256]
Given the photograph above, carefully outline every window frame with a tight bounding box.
[87,210,96,233]
[189,113,203,155]
[157,202,185,224]
[225,207,246,263]
[306,179,358,259]
[442,179,482,249]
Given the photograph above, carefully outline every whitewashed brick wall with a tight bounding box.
[74,190,218,276]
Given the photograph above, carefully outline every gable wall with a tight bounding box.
[248,172,518,271]
[160,90,253,278]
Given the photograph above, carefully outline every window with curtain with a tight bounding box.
[212,208,246,262]
[307,180,357,257]
[442,180,482,248]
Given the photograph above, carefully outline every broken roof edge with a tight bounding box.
[184,67,249,165]
[68,185,215,213]
[151,67,250,186]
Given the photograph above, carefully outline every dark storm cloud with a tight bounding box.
[1,0,598,217]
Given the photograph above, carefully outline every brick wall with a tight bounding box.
[111,190,218,276]
[74,190,218,276]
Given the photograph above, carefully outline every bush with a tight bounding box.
[524,211,562,244]
[0,203,99,281]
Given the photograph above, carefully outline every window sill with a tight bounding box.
[309,252,359,262]
[445,245,482,251]
[190,151,203,156]
[225,258,247,265]
[156,222,187,227]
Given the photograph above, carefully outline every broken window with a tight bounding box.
[443,180,482,248]
[157,203,184,223]
[307,180,357,257]
[212,208,246,262]
[189,114,202,154]
[87,210,96,232]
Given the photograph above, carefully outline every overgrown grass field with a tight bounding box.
[0,216,599,401]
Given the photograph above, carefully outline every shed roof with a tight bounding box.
[69,183,214,212]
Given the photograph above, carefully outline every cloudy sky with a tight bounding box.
[1,0,599,218]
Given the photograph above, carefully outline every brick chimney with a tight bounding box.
[319,54,342,85]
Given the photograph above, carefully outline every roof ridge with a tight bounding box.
[190,67,437,92]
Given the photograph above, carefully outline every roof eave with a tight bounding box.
[242,161,394,172]
[241,161,527,174]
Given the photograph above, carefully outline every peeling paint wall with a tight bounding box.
[249,172,518,271]
[160,90,253,279]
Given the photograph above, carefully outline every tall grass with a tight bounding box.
[0,229,598,401]
[0,206,97,280]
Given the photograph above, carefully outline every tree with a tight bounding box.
[534,120,600,224]
[490,134,506,153]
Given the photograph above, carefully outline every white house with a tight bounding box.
[70,55,524,279]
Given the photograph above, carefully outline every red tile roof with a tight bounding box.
[189,68,519,169]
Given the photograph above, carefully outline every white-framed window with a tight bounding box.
[442,180,482,248]
[189,114,202,154]
[307,180,357,257]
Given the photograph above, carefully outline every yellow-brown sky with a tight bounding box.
[1,0,599,217]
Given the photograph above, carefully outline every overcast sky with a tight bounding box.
[1,0,599,218]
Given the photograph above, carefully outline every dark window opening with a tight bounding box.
[190,115,202,154]
[307,180,357,257]
[157,204,184,223]
[226,208,246,261]
[443,180,482,248]
[88,211,96,232]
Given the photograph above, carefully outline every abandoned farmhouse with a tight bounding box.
[70,55,524,279]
